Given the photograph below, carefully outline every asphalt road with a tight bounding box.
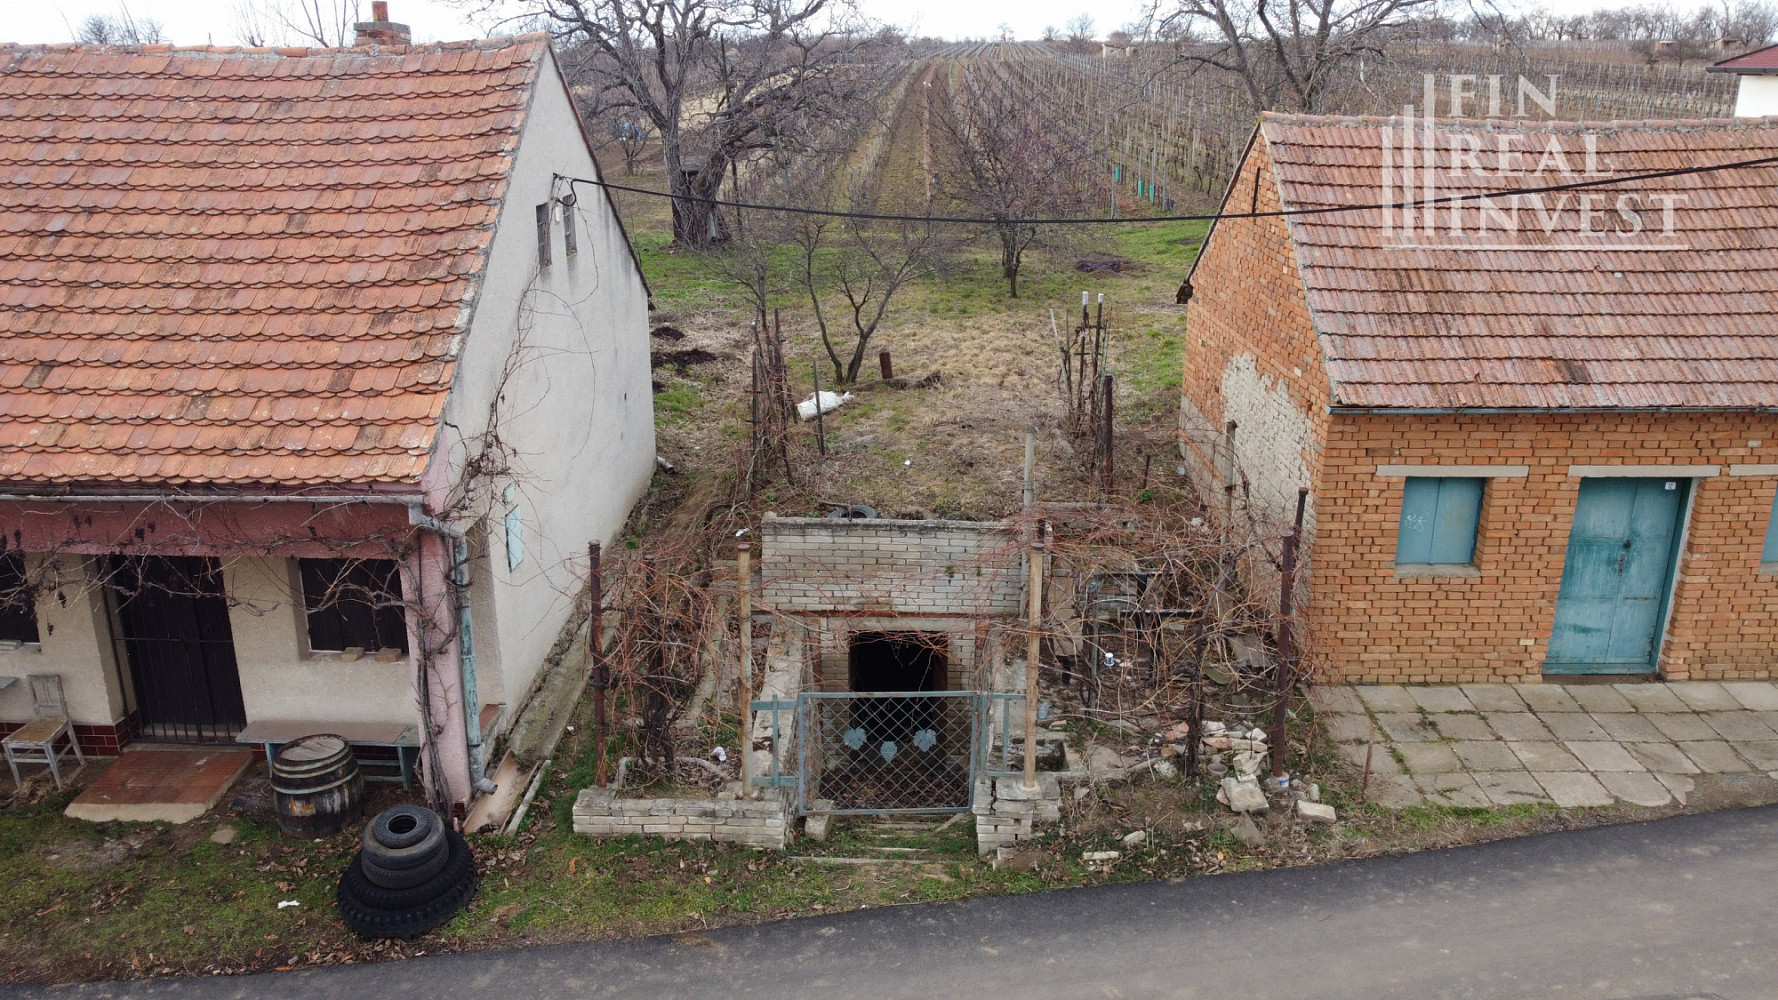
[13,805,1778,1000]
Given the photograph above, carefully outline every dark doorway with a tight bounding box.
[111,556,247,742]
[848,631,947,693]
[847,632,947,746]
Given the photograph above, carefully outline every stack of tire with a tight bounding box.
[337,805,476,940]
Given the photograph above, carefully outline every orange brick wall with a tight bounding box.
[1316,411,1778,682]
[1179,131,1331,535]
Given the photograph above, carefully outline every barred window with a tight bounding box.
[298,558,407,655]
[0,552,38,645]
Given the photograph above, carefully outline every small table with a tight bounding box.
[235,720,420,787]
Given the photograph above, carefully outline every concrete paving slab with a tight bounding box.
[1564,741,1644,772]
[1461,684,1529,712]
[1702,711,1778,742]
[1338,742,1401,775]
[1473,770,1550,806]
[1541,712,1612,742]
[1324,714,1379,744]
[1409,687,1475,713]
[1568,686,1633,713]
[1646,713,1718,742]
[1612,683,1690,713]
[1375,712,1437,743]
[1429,713,1495,741]
[1624,742,1700,774]
[1535,771,1614,808]
[1509,742,1587,772]
[1669,682,1743,712]
[1307,685,1366,716]
[1679,741,1751,773]
[1452,741,1524,771]
[1398,742,1463,775]
[1355,685,1419,713]
[1362,773,1421,809]
[1734,741,1778,770]
[1519,686,1583,712]
[1655,773,1695,805]
[1415,773,1491,808]
[1722,682,1778,712]
[1596,772,1672,807]
[1757,712,1778,734]
[1487,712,1555,742]
[1590,712,1665,742]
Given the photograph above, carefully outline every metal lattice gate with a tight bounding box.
[799,692,983,815]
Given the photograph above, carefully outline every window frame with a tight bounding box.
[1394,476,1485,572]
[0,551,41,646]
[296,558,409,657]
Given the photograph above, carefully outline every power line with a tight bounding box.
[559,150,1778,226]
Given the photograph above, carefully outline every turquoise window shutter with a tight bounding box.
[1764,489,1778,563]
[1396,478,1483,565]
[505,506,525,571]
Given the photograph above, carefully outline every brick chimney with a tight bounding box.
[354,2,411,47]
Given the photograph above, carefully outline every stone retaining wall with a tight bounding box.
[572,787,791,850]
[973,774,1061,855]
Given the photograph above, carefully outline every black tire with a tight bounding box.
[342,833,473,906]
[367,805,438,850]
[338,869,477,940]
[360,814,446,872]
[359,840,452,889]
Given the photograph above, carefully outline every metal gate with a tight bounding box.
[754,691,1025,816]
[110,556,247,742]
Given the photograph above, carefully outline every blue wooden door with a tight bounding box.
[1545,478,1687,674]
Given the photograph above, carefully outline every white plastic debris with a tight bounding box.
[712,746,728,762]
[277,900,301,909]
[796,390,854,421]
[1082,851,1121,862]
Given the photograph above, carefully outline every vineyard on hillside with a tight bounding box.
[735,39,1739,223]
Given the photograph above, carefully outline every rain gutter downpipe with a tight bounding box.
[408,506,488,797]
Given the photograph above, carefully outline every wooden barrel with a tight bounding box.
[271,733,364,837]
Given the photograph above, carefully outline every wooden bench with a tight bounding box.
[236,720,420,788]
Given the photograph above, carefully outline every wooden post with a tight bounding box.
[1099,374,1114,496]
[1022,424,1036,513]
[736,542,753,798]
[589,541,608,787]
[1023,533,1046,787]
[811,359,827,457]
[1271,488,1309,779]
[879,350,894,380]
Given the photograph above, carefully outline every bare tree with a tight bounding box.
[76,9,166,44]
[1066,12,1099,49]
[791,205,938,386]
[536,0,877,248]
[930,65,1090,298]
[1159,0,1435,112]
[233,0,362,47]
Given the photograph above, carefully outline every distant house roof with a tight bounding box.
[1709,42,1778,74]
[0,36,566,489]
[1234,112,1778,410]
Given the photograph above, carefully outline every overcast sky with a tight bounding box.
[7,0,1728,47]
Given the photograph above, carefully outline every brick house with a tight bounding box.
[0,24,655,804]
[1180,112,1778,684]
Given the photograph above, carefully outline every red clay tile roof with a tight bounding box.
[1710,43,1778,73]
[1257,112,1778,409]
[0,37,550,488]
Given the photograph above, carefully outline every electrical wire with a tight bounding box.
[559,150,1778,226]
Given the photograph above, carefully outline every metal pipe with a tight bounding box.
[0,492,422,505]
[589,541,608,787]
[737,542,753,798]
[1023,533,1045,788]
[1271,488,1309,780]
[450,533,484,791]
